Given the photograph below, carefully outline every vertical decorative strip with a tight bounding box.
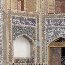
[0,11,3,65]
[39,14,43,64]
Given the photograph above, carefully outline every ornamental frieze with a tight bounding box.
[12,16,36,26]
[45,18,65,27]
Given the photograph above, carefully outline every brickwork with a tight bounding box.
[55,0,65,13]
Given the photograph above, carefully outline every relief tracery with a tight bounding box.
[45,18,65,44]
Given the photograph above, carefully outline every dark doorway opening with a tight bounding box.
[61,47,65,65]
[61,47,65,56]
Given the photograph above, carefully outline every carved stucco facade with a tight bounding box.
[0,0,65,65]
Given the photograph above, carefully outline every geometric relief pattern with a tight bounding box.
[45,18,65,26]
[45,18,65,44]
[46,27,65,43]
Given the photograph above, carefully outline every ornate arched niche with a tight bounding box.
[9,14,38,64]
[45,15,65,65]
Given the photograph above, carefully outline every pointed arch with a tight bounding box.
[48,37,65,47]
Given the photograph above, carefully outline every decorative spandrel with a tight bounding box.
[45,18,65,44]
[12,26,36,41]
[46,27,65,43]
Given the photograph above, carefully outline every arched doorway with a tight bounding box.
[48,37,65,65]
[13,35,34,63]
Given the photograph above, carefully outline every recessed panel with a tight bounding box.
[13,36,31,58]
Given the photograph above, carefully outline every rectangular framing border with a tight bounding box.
[10,12,39,64]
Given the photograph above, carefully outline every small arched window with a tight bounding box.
[13,36,31,58]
